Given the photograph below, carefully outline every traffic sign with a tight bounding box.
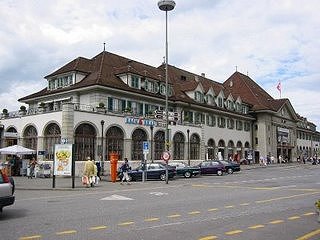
[143,141,149,154]
[161,151,171,162]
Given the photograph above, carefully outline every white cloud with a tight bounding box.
[0,0,319,128]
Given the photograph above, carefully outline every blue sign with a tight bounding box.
[143,141,149,152]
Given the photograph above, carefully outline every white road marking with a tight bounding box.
[100,194,133,200]
[150,192,168,196]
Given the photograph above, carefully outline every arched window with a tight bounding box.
[44,123,61,161]
[23,125,37,150]
[75,123,96,161]
[190,134,200,160]
[218,139,225,159]
[5,127,18,146]
[207,139,215,160]
[131,129,147,161]
[173,132,185,160]
[228,140,235,159]
[154,131,165,160]
[106,126,124,160]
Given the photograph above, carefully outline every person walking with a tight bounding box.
[28,157,37,179]
[120,158,131,185]
[83,156,95,187]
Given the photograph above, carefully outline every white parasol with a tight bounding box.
[0,145,36,155]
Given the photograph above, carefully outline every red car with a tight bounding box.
[0,171,15,212]
[198,161,226,176]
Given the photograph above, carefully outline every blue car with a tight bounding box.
[128,163,176,181]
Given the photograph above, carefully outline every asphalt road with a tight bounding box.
[1,164,319,240]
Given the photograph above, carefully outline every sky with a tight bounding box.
[0,0,319,128]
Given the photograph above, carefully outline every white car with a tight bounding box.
[0,171,15,212]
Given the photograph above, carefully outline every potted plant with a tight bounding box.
[96,102,106,113]
[124,107,132,114]
[19,105,27,115]
[2,108,8,118]
[315,199,320,222]
[98,102,105,108]
[38,102,46,113]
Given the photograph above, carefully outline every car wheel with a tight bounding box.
[217,170,223,176]
[227,168,233,174]
[160,173,166,181]
[184,171,192,178]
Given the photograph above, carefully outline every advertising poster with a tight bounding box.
[54,144,72,176]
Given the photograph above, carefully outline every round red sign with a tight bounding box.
[162,151,171,161]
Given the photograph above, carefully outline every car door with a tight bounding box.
[210,161,219,174]
[200,162,210,174]
[147,164,161,179]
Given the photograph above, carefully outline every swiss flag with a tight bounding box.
[277,81,281,92]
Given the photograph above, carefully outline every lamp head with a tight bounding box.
[158,0,176,11]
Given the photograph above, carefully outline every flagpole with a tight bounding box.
[277,80,281,99]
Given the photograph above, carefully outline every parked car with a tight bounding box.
[0,171,15,212]
[128,163,176,181]
[198,161,225,176]
[215,160,241,174]
[168,162,200,178]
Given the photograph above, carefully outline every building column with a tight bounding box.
[61,103,75,144]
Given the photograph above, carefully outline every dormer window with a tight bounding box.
[218,97,223,108]
[48,74,73,90]
[159,83,173,96]
[131,75,140,89]
[144,80,159,93]
[195,91,204,103]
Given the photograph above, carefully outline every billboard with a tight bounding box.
[54,144,72,176]
[277,127,289,143]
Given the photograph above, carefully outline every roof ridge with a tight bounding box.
[96,51,106,84]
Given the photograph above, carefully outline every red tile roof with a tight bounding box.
[19,51,294,118]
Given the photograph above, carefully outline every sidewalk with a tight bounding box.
[13,162,301,191]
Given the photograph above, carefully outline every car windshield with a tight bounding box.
[220,160,229,165]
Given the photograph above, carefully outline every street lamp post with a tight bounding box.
[158,0,175,184]
[100,120,105,175]
[187,129,190,166]
[150,125,154,163]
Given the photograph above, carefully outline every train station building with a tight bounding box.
[0,51,319,174]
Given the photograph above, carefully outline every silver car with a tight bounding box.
[0,171,15,212]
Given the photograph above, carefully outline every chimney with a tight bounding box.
[201,73,205,77]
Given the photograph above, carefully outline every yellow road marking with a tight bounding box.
[302,212,315,216]
[19,236,42,240]
[296,229,320,240]
[224,205,234,208]
[118,221,134,226]
[56,230,77,235]
[255,192,319,204]
[225,230,243,235]
[167,214,181,218]
[248,224,264,229]
[253,187,275,190]
[288,188,320,192]
[198,236,218,240]
[208,208,219,212]
[192,184,207,187]
[188,211,201,215]
[269,220,284,224]
[144,217,159,222]
[288,216,300,220]
[239,203,250,206]
[89,225,108,230]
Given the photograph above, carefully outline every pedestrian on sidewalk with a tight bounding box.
[28,157,37,179]
[82,156,95,187]
[120,158,131,185]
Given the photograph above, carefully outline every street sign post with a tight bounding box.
[142,141,149,182]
